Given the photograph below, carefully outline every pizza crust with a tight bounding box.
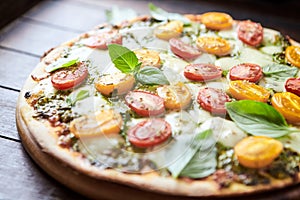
[16,15,300,198]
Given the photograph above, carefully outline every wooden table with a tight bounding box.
[1,0,300,199]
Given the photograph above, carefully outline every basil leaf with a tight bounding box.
[261,64,298,92]
[167,130,215,178]
[262,64,298,77]
[136,66,170,85]
[66,90,90,106]
[180,148,217,179]
[106,6,137,25]
[45,58,79,72]
[148,3,190,24]
[108,44,139,73]
[226,100,299,138]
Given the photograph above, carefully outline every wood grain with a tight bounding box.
[0,49,39,90]
[24,0,107,33]
[0,88,20,140]
[0,138,85,200]
[0,19,77,56]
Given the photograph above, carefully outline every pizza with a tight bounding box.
[17,3,300,198]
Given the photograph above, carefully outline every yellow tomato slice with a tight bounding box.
[157,82,192,110]
[271,92,300,124]
[70,109,123,137]
[200,12,233,30]
[154,20,183,40]
[95,72,135,96]
[285,46,300,67]
[228,80,270,102]
[134,49,161,68]
[196,36,231,56]
[234,136,283,169]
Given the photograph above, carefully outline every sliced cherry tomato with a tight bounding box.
[237,20,263,47]
[70,109,123,137]
[184,63,222,82]
[234,136,283,169]
[271,92,300,124]
[51,62,88,90]
[228,80,270,102]
[197,87,231,115]
[125,91,165,117]
[81,30,122,49]
[94,72,135,96]
[200,12,233,30]
[285,77,300,96]
[285,46,300,67]
[134,49,161,68]
[127,118,172,148]
[157,82,192,110]
[229,63,263,83]
[154,20,183,40]
[196,36,231,56]
[169,38,201,60]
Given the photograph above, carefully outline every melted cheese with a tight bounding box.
[200,117,247,147]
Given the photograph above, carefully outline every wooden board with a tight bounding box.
[16,93,300,200]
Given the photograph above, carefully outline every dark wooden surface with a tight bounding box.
[1,0,300,199]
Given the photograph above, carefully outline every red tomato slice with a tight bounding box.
[285,77,300,96]
[197,87,231,115]
[125,91,165,117]
[229,63,263,83]
[127,118,172,148]
[82,30,122,49]
[237,20,263,46]
[184,63,222,82]
[51,62,88,90]
[169,38,201,60]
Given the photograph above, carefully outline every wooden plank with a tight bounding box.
[0,19,77,56]
[0,49,39,90]
[0,87,32,143]
[0,138,85,200]
[0,88,20,140]
[0,0,40,29]
[24,0,107,33]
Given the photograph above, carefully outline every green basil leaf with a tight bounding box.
[148,3,190,24]
[167,130,215,178]
[262,64,298,77]
[66,90,90,106]
[45,58,79,72]
[108,44,139,73]
[261,64,297,92]
[226,100,298,138]
[136,66,170,85]
[180,148,217,179]
[106,6,137,25]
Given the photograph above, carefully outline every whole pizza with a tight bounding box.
[17,3,300,198]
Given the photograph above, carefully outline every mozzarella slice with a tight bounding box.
[200,117,247,147]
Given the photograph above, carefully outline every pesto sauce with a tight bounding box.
[33,91,79,126]
[217,144,300,187]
